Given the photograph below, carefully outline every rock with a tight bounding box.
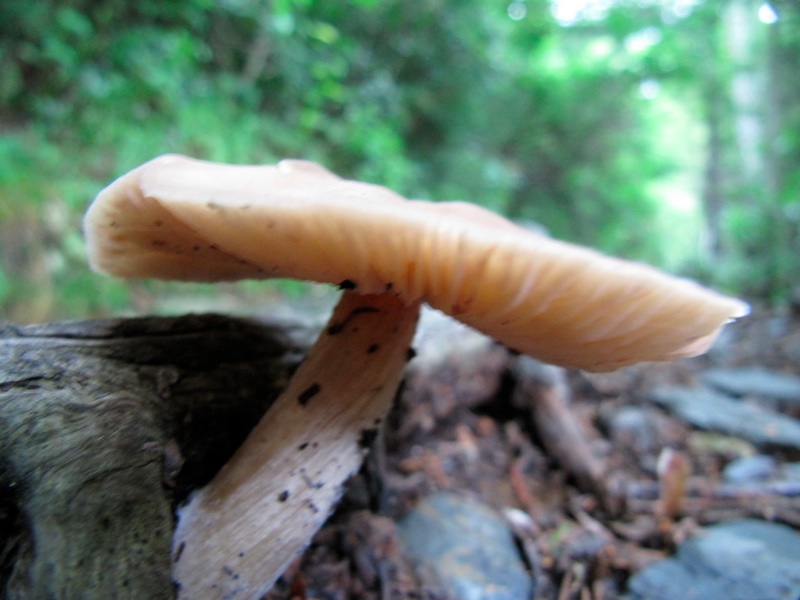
[397,492,533,600]
[782,462,800,482]
[722,455,778,483]
[650,386,800,450]
[701,367,800,405]
[627,519,800,600]
[600,406,661,454]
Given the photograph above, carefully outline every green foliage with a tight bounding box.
[0,0,796,320]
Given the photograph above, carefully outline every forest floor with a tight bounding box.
[261,303,800,600]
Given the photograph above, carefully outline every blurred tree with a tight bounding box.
[761,0,800,300]
[0,0,798,320]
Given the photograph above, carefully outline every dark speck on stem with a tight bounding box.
[338,279,357,290]
[359,428,379,449]
[298,383,321,406]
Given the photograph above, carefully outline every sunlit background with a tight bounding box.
[0,0,796,322]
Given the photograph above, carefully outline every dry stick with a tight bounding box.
[622,479,800,528]
[513,358,611,507]
[172,291,421,599]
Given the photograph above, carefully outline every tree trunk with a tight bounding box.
[701,81,727,261]
[0,314,310,599]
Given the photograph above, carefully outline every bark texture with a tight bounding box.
[0,314,309,599]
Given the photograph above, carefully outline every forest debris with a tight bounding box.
[263,512,401,600]
[621,477,800,528]
[509,458,535,509]
[656,448,691,524]
[511,357,613,509]
[3,301,797,599]
[454,422,480,463]
[397,448,451,488]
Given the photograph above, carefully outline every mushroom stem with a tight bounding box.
[172,291,420,598]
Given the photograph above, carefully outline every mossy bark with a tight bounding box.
[0,314,309,599]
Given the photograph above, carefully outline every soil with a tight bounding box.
[262,304,800,600]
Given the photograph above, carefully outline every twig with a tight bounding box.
[512,358,612,510]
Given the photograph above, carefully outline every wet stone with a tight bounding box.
[650,386,800,450]
[627,519,800,600]
[722,455,778,483]
[701,366,800,405]
[397,492,533,600]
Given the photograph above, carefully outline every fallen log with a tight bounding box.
[0,314,308,599]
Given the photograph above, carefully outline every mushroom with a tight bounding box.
[84,154,747,598]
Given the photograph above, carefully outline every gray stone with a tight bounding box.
[722,455,778,483]
[782,462,800,482]
[650,386,800,450]
[627,519,800,600]
[701,367,800,404]
[398,493,533,600]
[601,406,660,453]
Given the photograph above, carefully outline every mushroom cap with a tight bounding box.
[84,154,748,372]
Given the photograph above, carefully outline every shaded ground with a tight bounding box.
[2,300,797,598]
[264,304,800,599]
